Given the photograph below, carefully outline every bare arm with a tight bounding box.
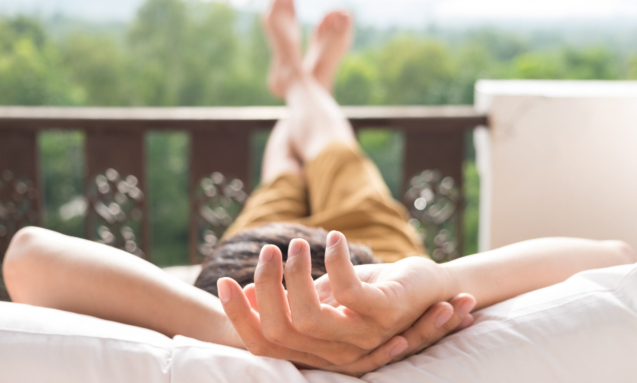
[442,238,637,309]
[3,227,243,349]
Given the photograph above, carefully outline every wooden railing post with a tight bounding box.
[403,130,465,259]
[85,129,149,260]
[189,127,251,265]
[0,130,42,261]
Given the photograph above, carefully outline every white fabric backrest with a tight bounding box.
[474,80,637,252]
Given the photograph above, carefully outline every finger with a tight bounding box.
[243,283,258,312]
[255,243,367,365]
[217,277,330,367]
[285,239,323,331]
[324,231,385,314]
[455,313,474,331]
[324,336,408,377]
[285,238,379,347]
[254,245,290,326]
[391,293,477,361]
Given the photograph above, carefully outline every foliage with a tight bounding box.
[463,161,480,256]
[378,37,454,105]
[39,131,85,238]
[59,33,130,105]
[335,54,382,105]
[0,17,77,105]
[2,1,636,265]
[146,132,190,265]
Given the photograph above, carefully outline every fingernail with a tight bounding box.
[288,239,303,259]
[218,280,232,304]
[326,231,340,247]
[259,246,274,265]
[434,308,454,328]
[457,300,476,318]
[389,341,408,358]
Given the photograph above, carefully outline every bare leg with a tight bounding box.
[264,0,357,163]
[286,77,357,162]
[262,4,353,180]
[2,227,244,349]
[261,119,303,184]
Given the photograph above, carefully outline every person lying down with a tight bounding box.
[3,0,636,377]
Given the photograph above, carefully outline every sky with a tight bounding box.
[1,0,637,28]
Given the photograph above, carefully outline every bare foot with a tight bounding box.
[303,11,353,93]
[263,0,303,98]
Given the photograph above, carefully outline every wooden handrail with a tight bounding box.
[0,106,486,131]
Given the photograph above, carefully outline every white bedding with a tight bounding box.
[2,263,637,383]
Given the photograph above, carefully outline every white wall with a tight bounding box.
[475,80,637,251]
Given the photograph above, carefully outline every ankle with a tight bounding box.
[283,71,315,96]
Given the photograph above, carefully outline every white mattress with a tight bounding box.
[2,263,637,383]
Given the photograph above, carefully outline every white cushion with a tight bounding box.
[0,302,172,383]
[2,263,637,383]
[357,263,637,383]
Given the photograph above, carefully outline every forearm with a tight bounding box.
[3,227,243,349]
[441,238,636,309]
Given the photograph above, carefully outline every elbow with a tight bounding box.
[3,226,47,296]
[602,240,636,265]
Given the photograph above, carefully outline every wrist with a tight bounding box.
[220,316,246,349]
[201,305,246,349]
[408,257,452,310]
[439,261,460,302]
[440,257,477,307]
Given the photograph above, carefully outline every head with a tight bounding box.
[194,223,377,297]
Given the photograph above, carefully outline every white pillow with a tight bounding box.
[0,302,173,383]
[1,263,637,383]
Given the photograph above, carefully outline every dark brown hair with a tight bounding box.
[194,223,377,297]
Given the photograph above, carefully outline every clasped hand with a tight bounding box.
[217,231,475,376]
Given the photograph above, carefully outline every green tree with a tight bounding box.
[513,51,565,79]
[335,54,382,105]
[628,55,637,79]
[377,37,454,105]
[447,44,500,104]
[562,47,619,80]
[127,0,188,105]
[0,17,76,105]
[147,132,190,266]
[466,28,528,63]
[60,33,131,106]
[39,131,85,238]
[126,0,249,106]
[0,16,45,51]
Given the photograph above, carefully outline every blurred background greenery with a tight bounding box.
[2,0,637,266]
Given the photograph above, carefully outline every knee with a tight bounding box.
[603,240,636,264]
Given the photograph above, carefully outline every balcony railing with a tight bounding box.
[0,106,486,300]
